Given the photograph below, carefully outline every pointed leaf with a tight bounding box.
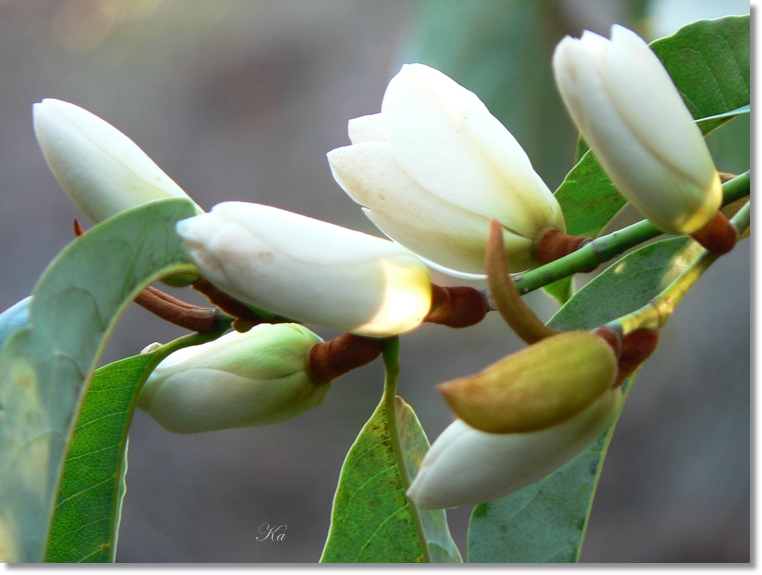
[45,329,220,563]
[44,354,153,563]
[467,236,702,563]
[557,15,750,239]
[0,198,198,562]
[320,393,461,563]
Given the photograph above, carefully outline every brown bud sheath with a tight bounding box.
[690,211,737,255]
[536,229,589,265]
[486,219,557,344]
[73,218,86,237]
[424,285,488,328]
[614,328,660,386]
[438,330,618,434]
[309,333,386,384]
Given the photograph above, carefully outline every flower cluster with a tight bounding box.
[33,23,728,512]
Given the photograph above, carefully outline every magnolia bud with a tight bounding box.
[176,202,432,337]
[553,26,722,234]
[407,388,623,509]
[33,99,203,224]
[327,63,565,278]
[138,324,328,433]
[438,330,618,434]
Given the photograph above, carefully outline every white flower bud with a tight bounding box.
[33,98,202,223]
[406,388,623,509]
[138,324,328,433]
[327,64,565,278]
[553,25,722,234]
[176,202,433,337]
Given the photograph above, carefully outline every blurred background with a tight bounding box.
[0,0,750,563]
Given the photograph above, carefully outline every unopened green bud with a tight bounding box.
[138,324,329,433]
[438,330,617,434]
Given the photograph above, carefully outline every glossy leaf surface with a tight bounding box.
[321,392,460,563]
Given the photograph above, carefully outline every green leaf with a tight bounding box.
[556,15,750,239]
[650,16,750,131]
[542,277,573,306]
[467,236,701,563]
[0,198,199,562]
[321,340,460,563]
[45,330,220,563]
[44,354,154,563]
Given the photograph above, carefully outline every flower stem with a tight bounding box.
[514,170,750,295]
[605,200,751,334]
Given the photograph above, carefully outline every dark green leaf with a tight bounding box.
[320,393,461,563]
[45,330,220,563]
[44,355,155,563]
[0,199,198,562]
[556,15,750,239]
[650,16,750,130]
[467,237,701,563]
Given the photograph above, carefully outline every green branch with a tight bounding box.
[515,170,750,295]
[606,200,751,334]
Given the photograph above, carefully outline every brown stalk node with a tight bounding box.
[486,219,558,344]
[614,328,660,387]
[309,333,386,384]
[593,326,622,359]
[536,229,589,265]
[424,285,488,328]
[690,211,737,255]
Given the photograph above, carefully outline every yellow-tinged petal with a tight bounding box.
[553,26,721,234]
[177,202,432,337]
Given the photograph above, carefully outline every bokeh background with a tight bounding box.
[0,0,750,563]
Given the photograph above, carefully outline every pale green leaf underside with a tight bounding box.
[0,199,198,562]
[467,237,702,563]
[321,395,460,563]
[556,15,750,240]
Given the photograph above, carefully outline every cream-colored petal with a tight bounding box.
[606,26,718,193]
[382,64,564,240]
[407,388,623,509]
[33,99,200,223]
[328,142,538,275]
[177,203,432,337]
[348,113,386,144]
[553,29,721,233]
